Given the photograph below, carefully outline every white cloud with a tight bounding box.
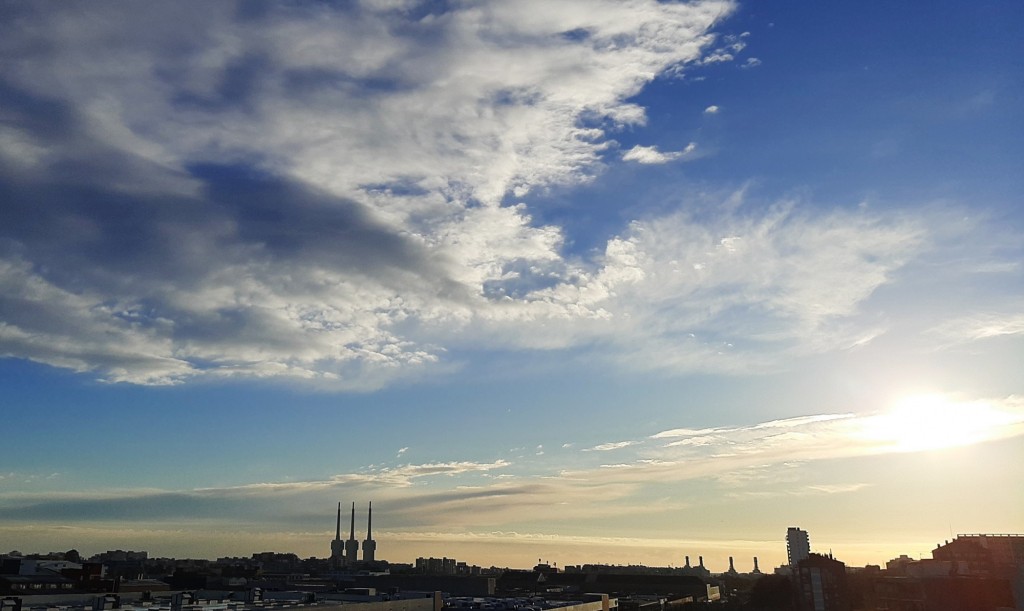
[804,483,872,494]
[929,312,1024,344]
[704,105,720,114]
[339,460,513,487]
[0,0,739,387]
[583,441,638,452]
[622,142,698,164]
[741,57,762,69]
[700,52,734,65]
[500,201,925,373]
[1,1,1013,392]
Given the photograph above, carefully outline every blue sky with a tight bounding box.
[1,0,1022,569]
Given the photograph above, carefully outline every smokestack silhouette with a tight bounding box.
[330,502,344,567]
[349,502,356,540]
[362,501,377,562]
[344,502,359,564]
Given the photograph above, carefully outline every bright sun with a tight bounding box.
[861,393,1023,453]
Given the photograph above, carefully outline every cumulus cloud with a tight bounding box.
[704,105,720,114]
[0,0,742,387]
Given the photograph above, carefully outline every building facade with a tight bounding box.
[787,527,811,568]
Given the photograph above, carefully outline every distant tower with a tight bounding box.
[699,555,705,568]
[362,501,377,562]
[752,556,762,574]
[345,502,359,565]
[330,502,344,568]
[684,555,691,568]
[727,556,737,575]
[787,527,811,568]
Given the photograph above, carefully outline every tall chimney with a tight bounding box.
[362,501,377,562]
[344,502,359,564]
[335,502,341,540]
[349,502,356,540]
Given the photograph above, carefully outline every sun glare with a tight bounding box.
[861,394,1023,453]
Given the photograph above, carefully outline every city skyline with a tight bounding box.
[1,1,1022,572]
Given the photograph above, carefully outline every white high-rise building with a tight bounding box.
[787,527,810,567]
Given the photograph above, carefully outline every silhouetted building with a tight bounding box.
[932,533,1024,577]
[795,553,849,611]
[679,556,710,579]
[874,574,1016,611]
[885,554,915,576]
[787,527,811,568]
[330,502,344,568]
[362,502,376,563]
[885,533,1024,610]
[416,557,458,575]
[345,502,359,566]
[495,568,712,600]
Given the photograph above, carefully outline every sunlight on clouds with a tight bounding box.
[856,394,1024,453]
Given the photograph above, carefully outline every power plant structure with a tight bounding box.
[330,501,377,568]
[330,502,344,568]
[363,501,377,562]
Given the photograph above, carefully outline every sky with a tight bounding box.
[1,0,1022,571]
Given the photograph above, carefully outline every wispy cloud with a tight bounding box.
[928,312,1024,344]
[583,441,639,452]
[622,143,698,164]
[3,394,1019,532]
